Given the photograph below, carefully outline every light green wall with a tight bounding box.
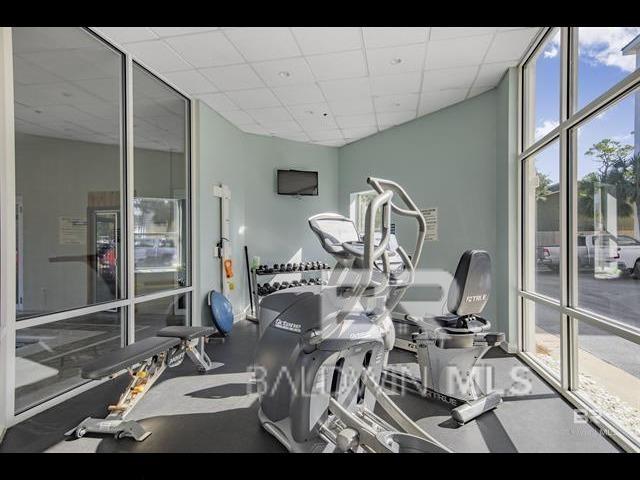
[197,74,519,340]
[338,90,500,322]
[197,102,339,324]
[495,68,519,348]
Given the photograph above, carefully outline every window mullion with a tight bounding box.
[125,54,135,344]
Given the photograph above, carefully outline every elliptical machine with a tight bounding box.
[253,179,450,453]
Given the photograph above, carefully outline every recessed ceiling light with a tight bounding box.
[278,71,291,78]
[390,57,403,65]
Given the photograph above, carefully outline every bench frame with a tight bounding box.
[65,329,221,442]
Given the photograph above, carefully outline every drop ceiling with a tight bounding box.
[17,27,543,148]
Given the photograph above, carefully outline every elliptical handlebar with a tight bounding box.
[366,177,426,271]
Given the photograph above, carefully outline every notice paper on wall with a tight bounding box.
[59,217,87,245]
[420,208,438,241]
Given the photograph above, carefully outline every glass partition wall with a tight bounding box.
[4,27,193,417]
[519,27,640,451]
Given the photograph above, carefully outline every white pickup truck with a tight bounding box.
[537,234,640,278]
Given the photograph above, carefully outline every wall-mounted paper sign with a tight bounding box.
[420,208,438,241]
[59,217,87,245]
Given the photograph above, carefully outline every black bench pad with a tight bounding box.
[156,326,216,340]
[81,336,181,380]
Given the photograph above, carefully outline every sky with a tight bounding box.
[531,27,640,183]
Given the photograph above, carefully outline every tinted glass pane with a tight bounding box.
[132,64,189,295]
[524,141,560,299]
[523,299,561,381]
[15,309,123,412]
[573,89,640,329]
[134,293,189,341]
[577,321,640,443]
[524,29,561,146]
[12,27,124,319]
[577,27,640,110]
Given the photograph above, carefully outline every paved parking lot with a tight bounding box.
[535,269,640,378]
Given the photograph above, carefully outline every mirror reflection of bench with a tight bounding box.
[65,326,220,442]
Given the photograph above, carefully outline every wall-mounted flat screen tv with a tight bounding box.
[277,169,318,196]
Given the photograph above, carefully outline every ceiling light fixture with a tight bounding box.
[390,57,403,65]
[278,71,291,78]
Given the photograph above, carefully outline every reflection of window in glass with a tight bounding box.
[523,141,560,299]
[573,89,640,327]
[353,191,382,235]
[524,29,561,146]
[523,299,561,381]
[12,27,124,319]
[133,198,182,272]
[577,27,640,111]
[15,309,123,413]
[134,293,189,341]
[133,63,189,296]
[577,321,640,444]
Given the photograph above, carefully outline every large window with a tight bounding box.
[520,27,640,450]
[7,27,193,416]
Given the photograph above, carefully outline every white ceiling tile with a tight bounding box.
[291,27,362,55]
[272,84,325,106]
[307,129,343,141]
[418,89,468,115]
[369,72,422,96]
[422,66,479,92]
[336,114,377,129]
[225,88,281,109]
[475,61,514,87]
[199,93,238,112]
[328,97,374,116]
[246,106,293,123]
[362,27,428,49]
[124,40,193,73]
[263,120,302,134]
[366,44,426,76]
[288,102,331,119]
[199,64,264,91]
[164,31,243,68]
[225,27,301,62]
[341,126,378,140]
[468,85,494,97]
[73,78,120,102]
[288,103,338,130]
[307,50,367,81]
[217,110,255,125]
[376,110,416,126]
[374,93,419,112]
[319,77,371,101]
[162,70,218,94]
[240,123,269,135]
[484,28,539,63]
[424,35,493,69]
[252,57,315,87]
[93,27,158,44]
[430,27,498,40]
[150,27,219,37]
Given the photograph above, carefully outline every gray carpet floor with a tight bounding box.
[0,320,621,453]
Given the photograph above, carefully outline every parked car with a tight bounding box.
[134,236,178,269]
[537,233,633,275]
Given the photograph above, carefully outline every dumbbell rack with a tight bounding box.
[248,262,331,323]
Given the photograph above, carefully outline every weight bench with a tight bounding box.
[65,326,217,442]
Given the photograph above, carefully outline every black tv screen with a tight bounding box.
[277,169,318,196]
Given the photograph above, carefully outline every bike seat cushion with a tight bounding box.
[447,250,491,317]
[81,336,181,380]
[157,326,216,340]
